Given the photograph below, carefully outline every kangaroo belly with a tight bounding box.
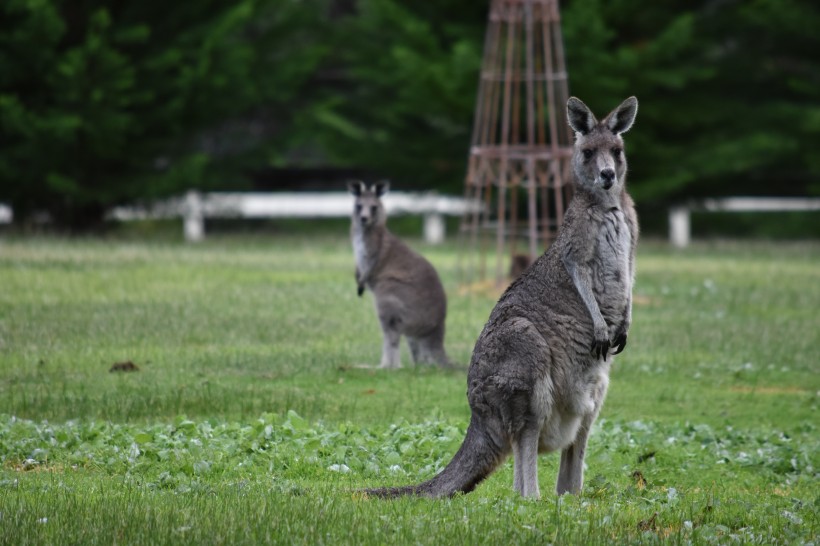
[372,284,445,337]
[536,363,610,452]
[538,413,583,453]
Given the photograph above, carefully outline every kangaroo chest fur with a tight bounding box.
[352,227,378,282]
[529,202,635,452]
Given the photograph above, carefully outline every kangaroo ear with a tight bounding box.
[567,97,597,135]
[604,96,638,135]
[348,180,365,196]
[373,180,390,197]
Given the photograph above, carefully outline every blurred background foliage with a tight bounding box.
[1,0,818,233]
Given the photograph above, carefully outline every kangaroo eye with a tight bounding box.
[582,149,594,160]
[370,205,377,216]
[612,147,622,157]
[355,204,362,213]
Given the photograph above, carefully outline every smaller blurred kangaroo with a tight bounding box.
[349,181,451,368]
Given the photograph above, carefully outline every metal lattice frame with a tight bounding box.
[460,0,573,286]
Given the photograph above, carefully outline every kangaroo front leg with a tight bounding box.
[612,297,631,355]
[355,267,365,296]
[512,428,541,498]
[562,255,609,360]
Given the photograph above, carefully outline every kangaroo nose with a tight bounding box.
[601,169,615,189]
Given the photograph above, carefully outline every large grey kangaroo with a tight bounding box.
[349,181,451,368]
[365,96,639,498]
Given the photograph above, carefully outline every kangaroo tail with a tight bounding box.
[363,418,506,499]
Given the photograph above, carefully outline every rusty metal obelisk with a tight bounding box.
[460,0,573,287]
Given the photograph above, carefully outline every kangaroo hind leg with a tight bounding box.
[556,421,592,495]
[408,331,449,367]
[376,298,403,369]
[407,337,422,365]
[556,377,607,494]
[512,425,541,498]
[378,321,402,369]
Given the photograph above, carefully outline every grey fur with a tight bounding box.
[365,96,639,499]
[349,181,451,368]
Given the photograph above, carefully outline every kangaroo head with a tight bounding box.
[348,180,389,229]
[567,96,638,194]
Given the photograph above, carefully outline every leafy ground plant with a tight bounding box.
[0,236,818,544]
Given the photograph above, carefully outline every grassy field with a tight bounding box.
[0,234,818,545]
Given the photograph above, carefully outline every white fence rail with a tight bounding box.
[110,191,482,243]
[669,197,820,247]
[7,195,818,247]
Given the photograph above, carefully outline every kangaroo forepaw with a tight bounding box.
[357,283,365,297]
[611,332,628,355]
[590,338,610,360]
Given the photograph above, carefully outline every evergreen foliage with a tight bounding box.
[0,0,327,228]
[1,0,817,229]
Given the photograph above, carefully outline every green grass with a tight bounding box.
[1,235,818,545]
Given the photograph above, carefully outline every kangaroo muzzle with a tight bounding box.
[600,168,615,190]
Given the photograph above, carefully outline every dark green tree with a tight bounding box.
[318,0,820,208]
[0,0,328,228]
[310,0,487,190]
[563,0,820,205]
[2,0,818,232]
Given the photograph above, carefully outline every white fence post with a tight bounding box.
[0,203,12,224]
[184,190,204,242]
[669,206,691,248]
[423,213,445,244]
